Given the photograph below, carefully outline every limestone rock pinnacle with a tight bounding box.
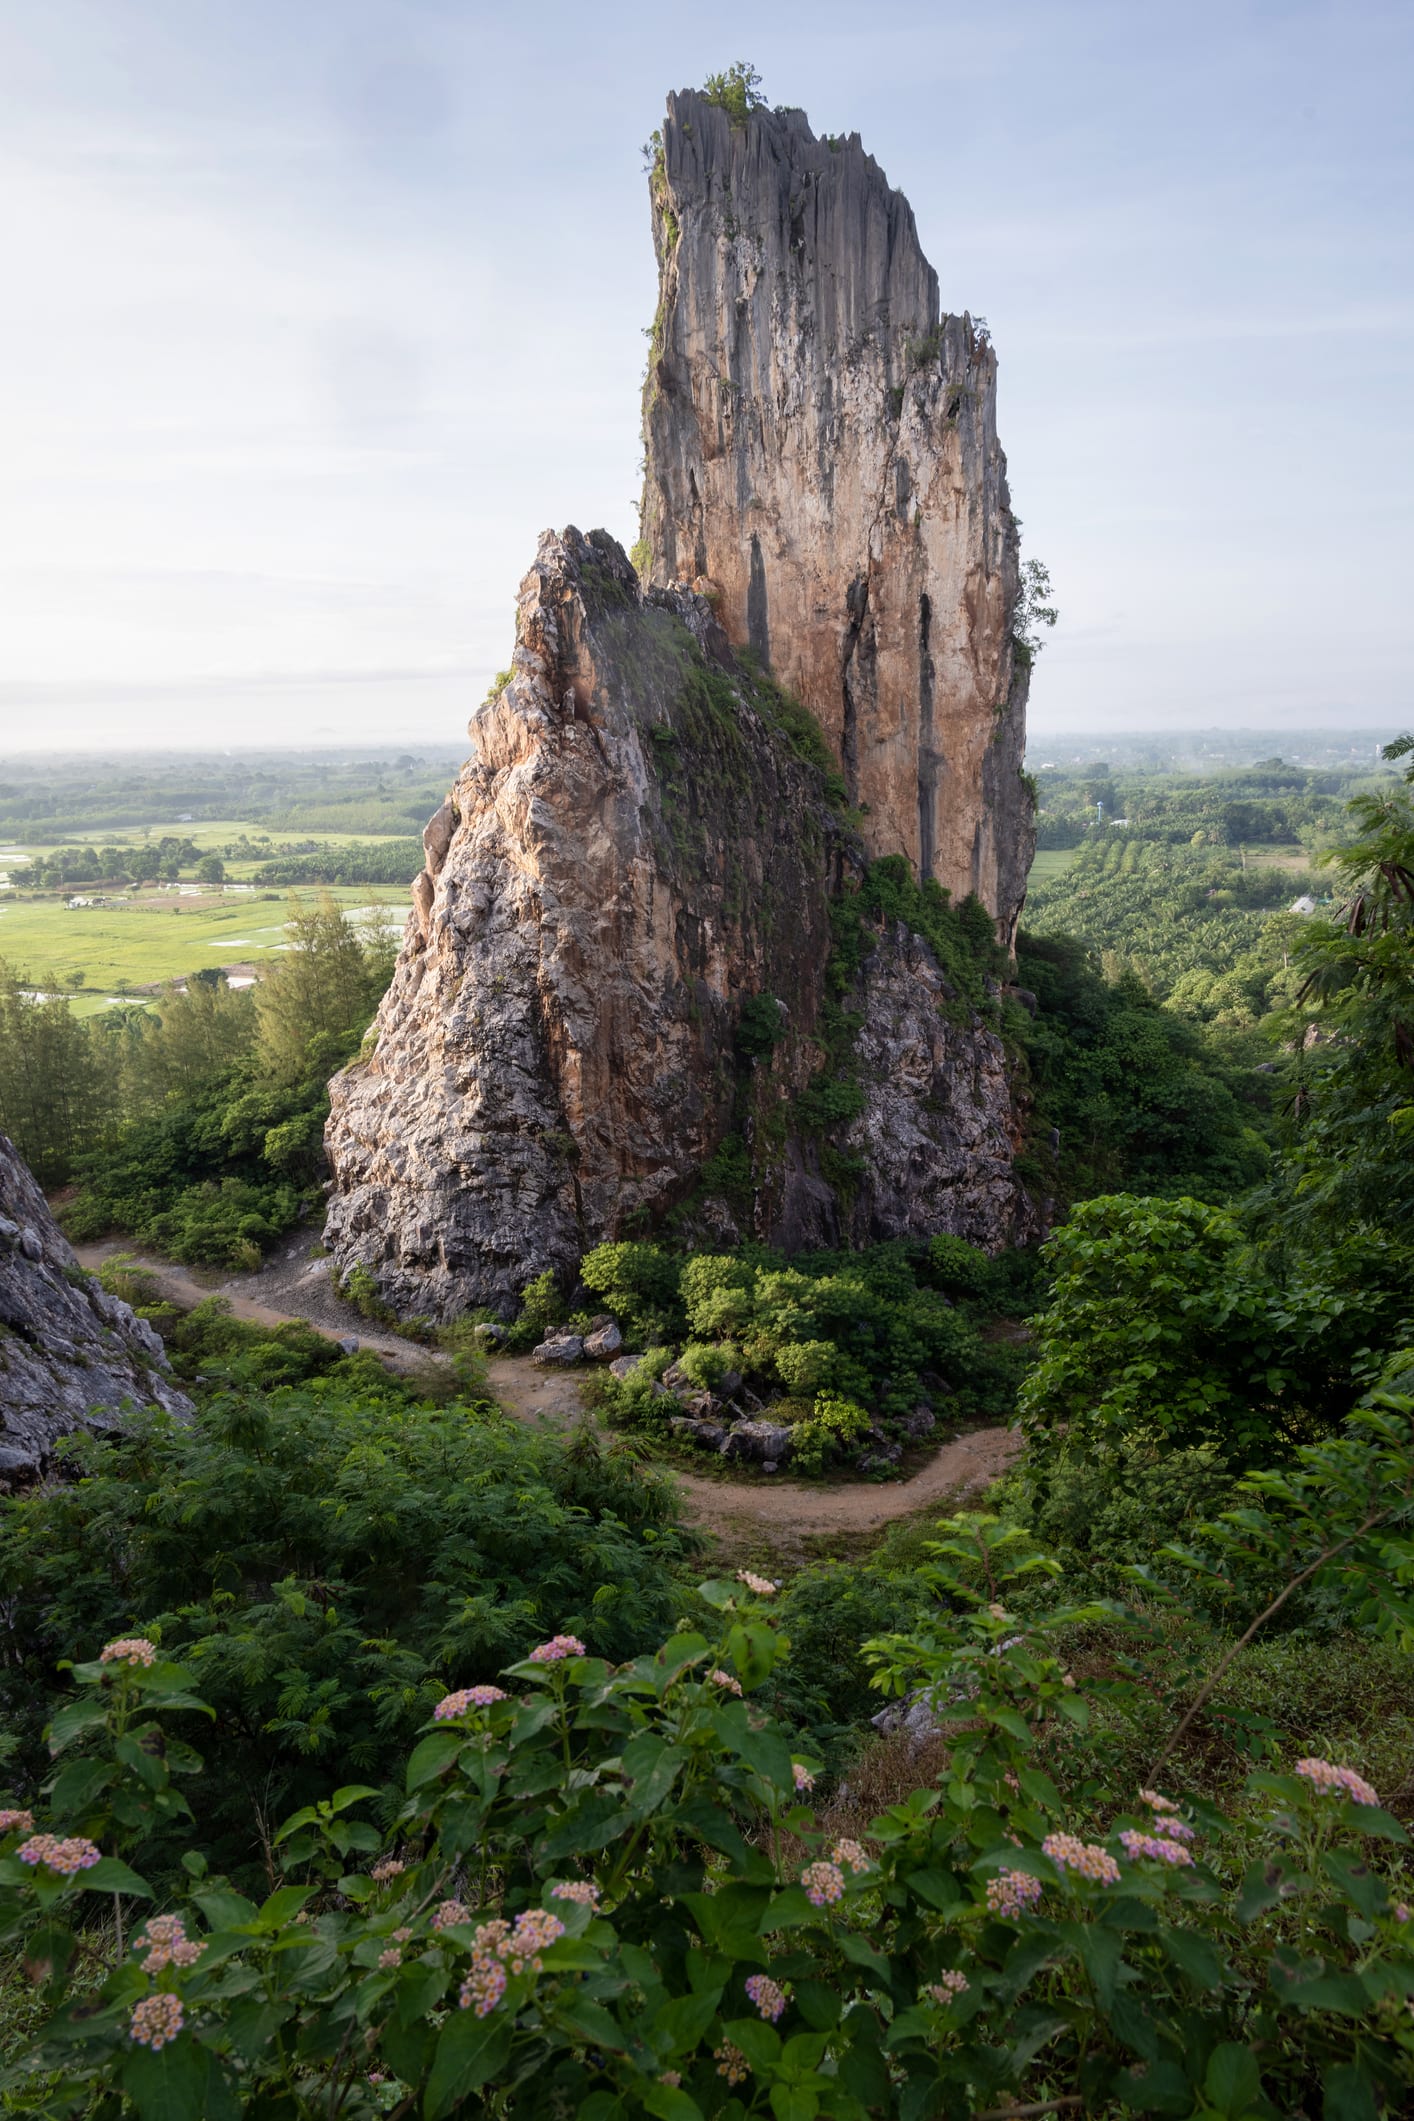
[641,90,1034,943]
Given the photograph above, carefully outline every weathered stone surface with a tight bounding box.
[320,89,1041,1323]
[0,1133,191,1485]
[721,1420,795,1465]
[642,91,1034,941]
[608,1355,641,1382]
[583,1322,623,1361]
[531,1334,584,1367]
[842,924,1036,1247]
[669,1415,728,1450]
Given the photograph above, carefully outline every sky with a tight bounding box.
[0,0,1409,751]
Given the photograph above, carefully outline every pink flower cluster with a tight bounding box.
[1042,1833,1121,1885]
[736,1571,777,1598]
[378,1946,402,1971]
[1152,1816,1195,1844]
[792,1763,816,1793]
[801,1860,846,1908]
[457,1909,567,2014]
[832,1838,872,1876]
[1119,1830,1194,1868]
[985,1869,1044,1918]
[1138,1788,1178,1813]
[708,1669,743,1696]
[130,1993,184,2049]
[370,1859,405,1884]
[431,1899,469,1931]
[434,1685,508,1720]
[0,1809,34,1835]
[549,1880,600,1907]
[1295,1758,1379,1807]
[924,1971,970,2002]
[18,1834,101,1876]
[744,1973,788,2021]
[100,1637,157,1668]
[135,1916,204,1973]
[715,2042,749,2085]
[529,1635,587,1663]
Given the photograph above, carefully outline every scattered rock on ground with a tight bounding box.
[531,1334,584,1367]
[583,1321,623,1361]
[721,1421,795,1466]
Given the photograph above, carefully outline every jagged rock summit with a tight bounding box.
[0,1133,191,1486]
[642,90,1033,941]
[322,87,1039,1320]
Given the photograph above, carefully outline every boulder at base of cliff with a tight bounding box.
[0,1133,192,1487]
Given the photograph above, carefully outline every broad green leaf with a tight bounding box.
[220,1996,292,2066]
[253,1885,310,1930]
[85,1857,153,1898]
[425,2007,513,2120]
[644,2086,705,2121]
[120,2035,210,2120]
[537,1790,631,1861]
[770,2087,818,2121]
[405,1729,464,1792]
[792,1979,839,2030]
[328,1782,379,1813]
[836,1930,890,1982]
[557,1994,626,2050]
[46,1698,109,1755]
[722,2015,780,2070]
[1076,1921,1123,2008]
[1280,1969,1373,2015]
[904,1867,961,1912]
[1235,1858,1288,1922]
[654,1988,722,2055]
[1158,1923,1225,1990]
[1322,2063,1379,2121]
[1205,2043,1261,2114]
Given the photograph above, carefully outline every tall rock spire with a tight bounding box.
[640,91,1034,943]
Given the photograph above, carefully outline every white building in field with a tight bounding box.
[1290,894,1318,916]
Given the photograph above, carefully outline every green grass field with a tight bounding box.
[1027,847,1078,884]
[0,884,409,1003]
[0,821,405,883]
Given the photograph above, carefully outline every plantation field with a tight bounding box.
[0,883,409,1002]
[1027,847,1078,883]
[0,820,408,883]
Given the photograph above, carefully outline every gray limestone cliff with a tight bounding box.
[322,89,1041,1321]
[323,534,1033,1319]
[0,1134,191,1486]
[641,91,1034,944]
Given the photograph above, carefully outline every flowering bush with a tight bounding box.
[1,1524,1411,2117]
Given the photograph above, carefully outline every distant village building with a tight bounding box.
[1290,894,1318,916]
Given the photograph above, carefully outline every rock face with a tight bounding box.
[322,89,1040,1322]
[641,91,1034,942]
[0,1133,191,1486]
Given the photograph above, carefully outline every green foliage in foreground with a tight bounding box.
[3,1525,1412,2119]
[0,1389,691,1887]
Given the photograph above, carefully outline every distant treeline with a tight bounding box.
[0,747,461,839]
[251,839,424,886]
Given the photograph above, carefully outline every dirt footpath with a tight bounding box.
[71,1241,1019,1549]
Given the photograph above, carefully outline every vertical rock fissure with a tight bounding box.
[917,590,936,879]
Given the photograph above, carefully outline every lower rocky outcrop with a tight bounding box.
[0,1135,191,1486]
[323,530,1035,1321]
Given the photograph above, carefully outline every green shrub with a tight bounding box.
[788,1392,872,1474]
[503,1269,565,1351]
[924,1231,992,1299]
[578,1242,684,1342]
[675,1340,739,1392]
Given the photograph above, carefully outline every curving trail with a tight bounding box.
[73,1242,1018,1545]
